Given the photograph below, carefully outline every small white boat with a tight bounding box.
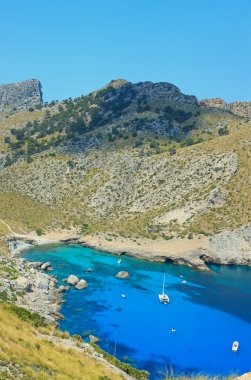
[171,328,176,333]
[232,341,239,352]
[182,280,187,285]
[118,259,122,264]
[179,275,183,278]
[121,294,126,298]
[159,274,170,304]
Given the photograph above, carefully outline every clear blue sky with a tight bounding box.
[0,0,250,102]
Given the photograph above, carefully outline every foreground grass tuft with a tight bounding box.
[0,303,127,380]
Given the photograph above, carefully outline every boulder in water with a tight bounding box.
[89,334,100,343]
[66,275,79,285]
[116,271,129,279]
[75,279,88,290]
[41,262,51,270]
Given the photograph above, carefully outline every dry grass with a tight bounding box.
[189,122,251,234]
[0,303,125,380]
[0,192,63,232]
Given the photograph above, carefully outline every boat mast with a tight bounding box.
[162,273,165,295]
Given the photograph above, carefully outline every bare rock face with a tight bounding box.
[16,276,32,290]
[0,79,43,111]
[132,81,199,113]
[101,79,199,114]
[200,98,251,118]
[206,224,251,265]
[35,272,50,290]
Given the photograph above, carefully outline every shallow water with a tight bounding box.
[22,244,251,378]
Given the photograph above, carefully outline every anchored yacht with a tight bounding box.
[159,273,170,304]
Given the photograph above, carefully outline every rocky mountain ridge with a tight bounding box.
[1,78,201,165]
[0,78,250,269]
[0,79,43,111]
[200,98,251,118]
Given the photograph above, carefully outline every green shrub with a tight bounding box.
[8,305,46,327]
[168,147,176,155]
[72,334,83,343]
[91,343,149,380]
[35,228,44,236]
[0,291,9,301]
[218,127,229,135]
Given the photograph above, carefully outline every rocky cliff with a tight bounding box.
[200,98,251,118]
[0,79,43,111]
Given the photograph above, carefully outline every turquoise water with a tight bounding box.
[22,244,251,377]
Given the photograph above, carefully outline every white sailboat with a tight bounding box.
[159,273,170,304]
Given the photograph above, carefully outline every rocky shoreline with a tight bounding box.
[3,223,251,321]
[6,221,251,276]
[2,229,251,380]
[2,222,250,325]
[5,235,91,324]
[1,240,63,325]
[80,223,251,271]
[1,236,139,379]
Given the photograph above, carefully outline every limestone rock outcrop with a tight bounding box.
[0,79,43,111]
[200,98,251,118]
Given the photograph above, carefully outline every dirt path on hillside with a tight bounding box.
[0,219,28,236]
[0,219,19,235]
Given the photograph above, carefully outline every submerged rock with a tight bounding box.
[75,279,88,290]
[116,271,129,279]
[66,275,79,285]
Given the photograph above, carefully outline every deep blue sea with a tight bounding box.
[22,244,251,378]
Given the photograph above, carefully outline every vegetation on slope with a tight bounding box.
[2,79,200,164]
[0,302,134,380]
[0,80,250,243]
